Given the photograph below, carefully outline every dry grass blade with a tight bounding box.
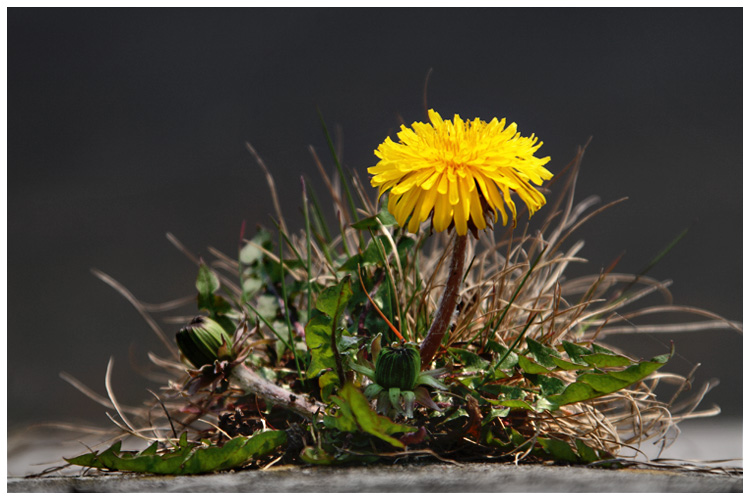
[103,357,147,440]
[59,372,143,416]
[245,142,288,236]
[591,304,743,334]
[91,268,176,356]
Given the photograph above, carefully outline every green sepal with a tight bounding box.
[375,343,421,390]
[175,316,234,368]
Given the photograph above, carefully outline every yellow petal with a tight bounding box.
[468,182,486,231]
[418,184,438,222]
[433,192,453,233]
[453,190,468,236]
[448,177,459,206]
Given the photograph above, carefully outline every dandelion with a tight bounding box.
[370,110,553,367]
[369,109,552,236]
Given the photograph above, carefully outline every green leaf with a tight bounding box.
[591,343,619,355]
[242,277,263,297]
[196,262,220,298]
[580,352,633,368]
[338,236,389,271]
[533,374,567,396]
[180,431,287,474]
[315,277,353,318]
[239,229,272,265]
[326,383,416,448]
[485,342,519,374]
[547,353,670,407]
[562,341,592,365]
[272,320,292,359]
[481,407,510,426]
[498,399,535,411]
[305,277,353,391]
[550,356,588,371]
[64,431,287,475]
[195,262,233,320]
[255,294,279,319]
[305,313,338,379]
[478,384,524,400]
[518,355,553,374]
[319,371,339,401]
[538,437,580,463]
[449,348,490,371]
[525,338,559,369]
[350,207,397,230]
[575,439,601,463]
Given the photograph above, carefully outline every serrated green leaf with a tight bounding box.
[518,355,553,374]
[575,439,600,463]
[525,338,559,369]
[181,431,286,474]
[498,399,535,411]
[581,352,633,368]
[478,384,524,400]
[449,347,490,371]
[65,431,287,475]
[533,374,567,396]
[550,356,588,371]
[591,343,619,355]
[562,341,592,365]
[547,354,670,406]
[306,278,353,387]
[305,313,338,379]
[538,437,580,463]
[315,277,353,318]
[481,407,511,426]
[486,342,519,371]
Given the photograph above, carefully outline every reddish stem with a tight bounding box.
[420,233,468,369]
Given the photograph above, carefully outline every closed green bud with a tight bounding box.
[374,343,421,390]
[176,316,234,368]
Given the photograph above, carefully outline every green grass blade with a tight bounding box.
[317,108,364,249]
[277,228,304,380]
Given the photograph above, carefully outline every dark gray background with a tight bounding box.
[8,8,742,431]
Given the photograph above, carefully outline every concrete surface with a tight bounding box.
[6,462,742,493]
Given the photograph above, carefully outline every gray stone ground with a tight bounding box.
[7,462,742,493]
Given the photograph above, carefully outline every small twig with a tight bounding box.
[231,363,326,421]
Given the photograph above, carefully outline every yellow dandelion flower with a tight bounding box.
[369,109,553,236]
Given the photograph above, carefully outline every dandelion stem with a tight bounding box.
[420,233,468,369]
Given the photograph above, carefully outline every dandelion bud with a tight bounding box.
[374,343,421,390]
[175,316,233,368]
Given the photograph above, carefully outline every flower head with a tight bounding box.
[369,110,553,236]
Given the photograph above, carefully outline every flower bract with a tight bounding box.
[369,109,553,236]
